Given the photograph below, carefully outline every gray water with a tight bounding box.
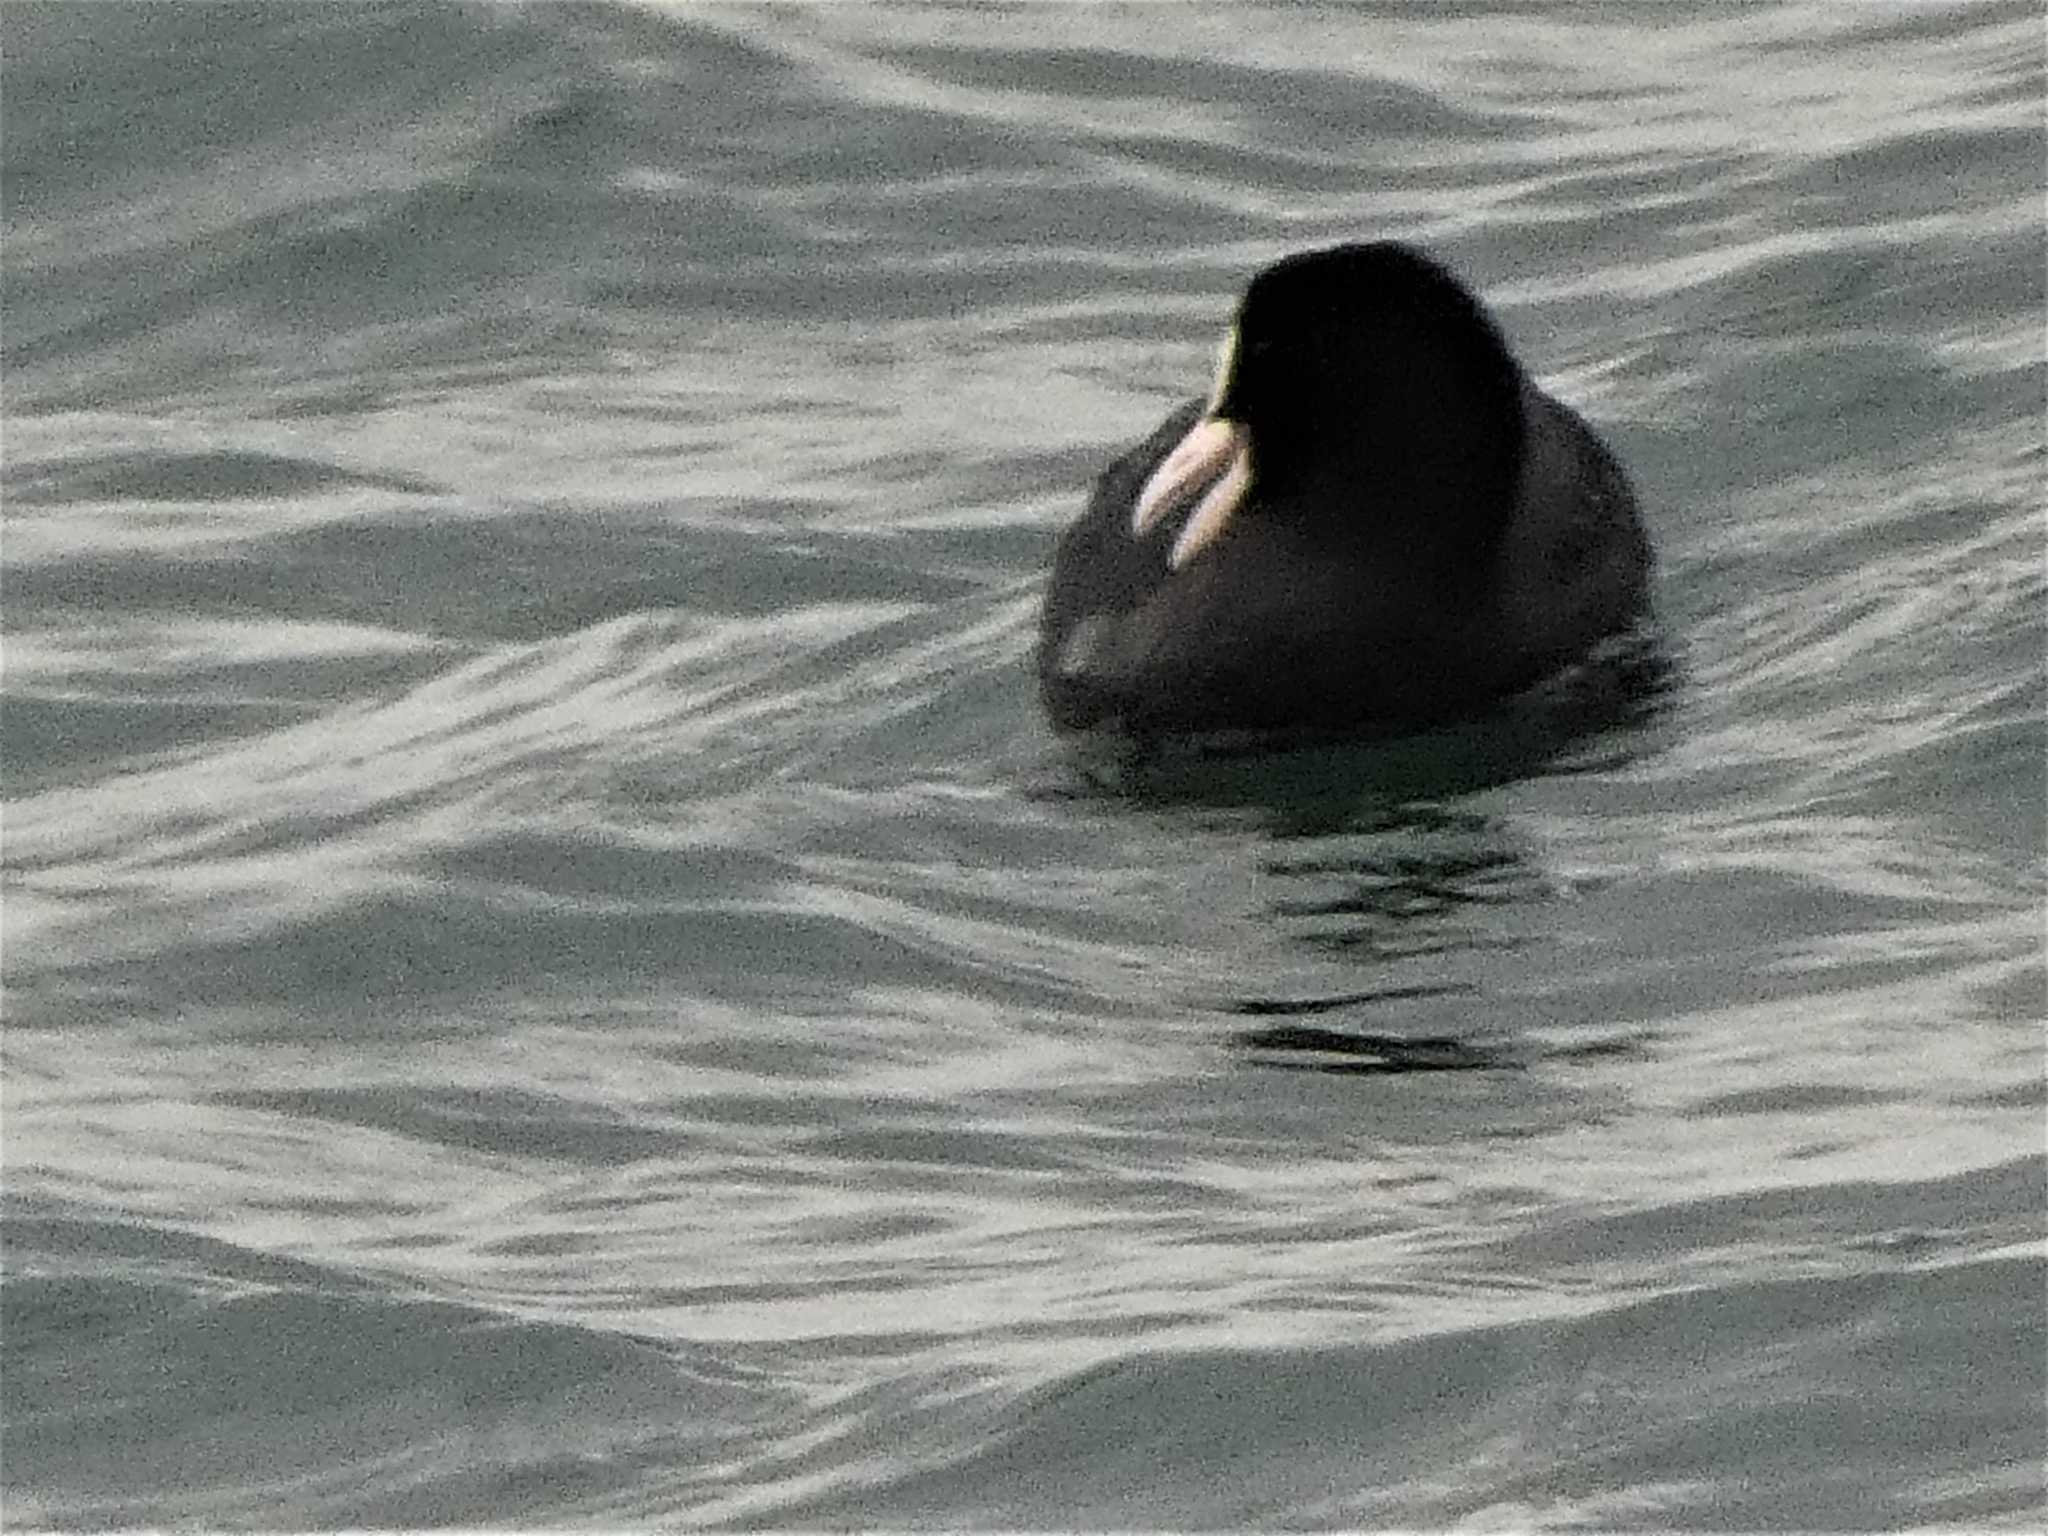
[3,2,2044,1528]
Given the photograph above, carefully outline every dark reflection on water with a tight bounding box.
[1038,636,1677,1067]
[1225,983,1477,1015]
[1267,834,1541,958]
[1228,808,1543,1067]
[1232,1024,1514,1076]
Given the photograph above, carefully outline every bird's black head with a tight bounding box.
[1211,242,1527,565]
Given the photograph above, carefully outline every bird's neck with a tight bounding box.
[1252,414,1522,571]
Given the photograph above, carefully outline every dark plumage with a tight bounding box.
[1037,242,1652,738]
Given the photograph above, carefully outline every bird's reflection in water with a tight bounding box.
[1227,985,1504,1076]
[1080,641,1674,1075]
[1262,807,1536,960]
[1229,802,1547,1074]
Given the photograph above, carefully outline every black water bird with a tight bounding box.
[1038,242,1651,739]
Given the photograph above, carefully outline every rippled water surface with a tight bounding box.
[4,2,2044,1528]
